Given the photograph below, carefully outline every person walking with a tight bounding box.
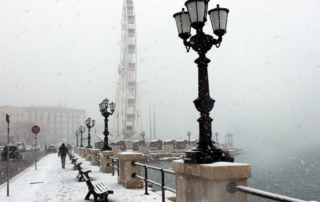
[58,143,69,169]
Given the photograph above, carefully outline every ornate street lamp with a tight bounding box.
[99,98,116,151]
[187,131,191,145]
[85,117,95,148]
[173,1,233,164]
[79,126,86,147]
[140,131,146,146]
[215,132,219,144]
[75,130,79,147]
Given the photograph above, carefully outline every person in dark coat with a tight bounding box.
[58,143,69,169]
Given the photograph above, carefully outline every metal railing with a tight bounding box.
[131,161,176,202]
[227,182,316,202]
[107,156,119,177]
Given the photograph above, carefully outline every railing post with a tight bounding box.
[144,166,149,195]
[161,169,165,202]
[118,152,143,188]
[111,158,115,176]
[172,160,251,202]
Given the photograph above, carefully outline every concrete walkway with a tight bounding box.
[0,153,172,202]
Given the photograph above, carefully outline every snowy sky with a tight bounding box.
[1,0,320,151]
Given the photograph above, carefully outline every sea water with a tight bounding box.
[146,145,320,202]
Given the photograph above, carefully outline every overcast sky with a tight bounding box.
[1,0,320,150]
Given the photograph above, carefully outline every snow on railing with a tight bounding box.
[226,182,318,202]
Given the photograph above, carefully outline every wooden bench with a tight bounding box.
[71,157,78,164]
[77,166,91,182]
[83,175,113,202]
[68,153,74,160]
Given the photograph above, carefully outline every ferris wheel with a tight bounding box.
[112,0,143,147]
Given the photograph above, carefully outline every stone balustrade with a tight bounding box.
[111,146,120,158]
[172,160,251,202]
[100,150,114,173]
[138,145,149,154]
[80,147,86,158]
[90,149,100,165]
[85,148,91,161]
[164,145,175,153]
[117,152,143,188]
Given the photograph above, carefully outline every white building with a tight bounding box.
[0,105,86,146]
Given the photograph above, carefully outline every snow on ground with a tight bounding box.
[0,153,171,202]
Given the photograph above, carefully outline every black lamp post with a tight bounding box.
[79,125,86,147]
[140,131,146,146]
[187,131,191,145]
[75,130,79,147]
[99,98,116,151]
[85,118,95,148]
[173,0,233,164]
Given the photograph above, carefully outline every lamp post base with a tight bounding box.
[184,146,234,164]
[101,146,112,151]
[86,146,92,149]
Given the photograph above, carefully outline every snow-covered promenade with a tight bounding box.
[0,153,168,202]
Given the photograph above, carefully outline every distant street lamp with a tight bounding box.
[225,134,227,144]
[85,118,95,148]
[140,131,146,146]
[230,133,233,145]
[75,130,79,147]
[79,125,86,147]
[173,0,233,164]
[215,132,219,144]
[187,131,191,145]
[99,98,116,151]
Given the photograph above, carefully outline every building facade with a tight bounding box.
[0,105,86,146]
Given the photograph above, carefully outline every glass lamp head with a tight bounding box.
[99,102,104,112]
[208,4,229,37]
[185,0,209,29]
[173,8,191,40]
[110,102,116,112]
